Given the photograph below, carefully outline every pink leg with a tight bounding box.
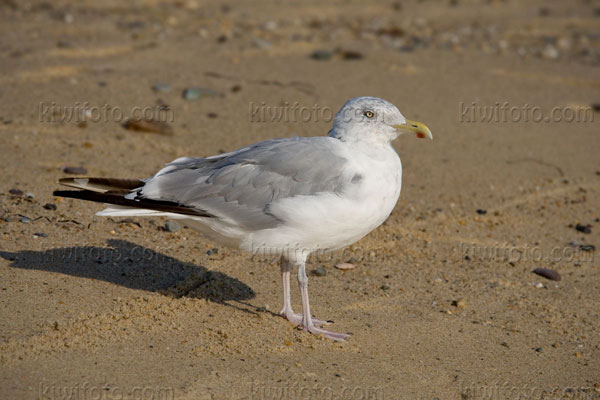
[296,260,349,341]
[279,257,328,326]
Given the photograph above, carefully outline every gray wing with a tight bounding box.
[136,137,354,229]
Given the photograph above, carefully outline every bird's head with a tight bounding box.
[329,96,432,144]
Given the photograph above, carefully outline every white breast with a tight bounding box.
[242,144,403,255]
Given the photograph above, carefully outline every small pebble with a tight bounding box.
[579,244,595,252]
[252,37,272,49]
[380,284,390,291]
[182,87,223,100]
[20,216,31,224]
[338,49,364,60]
[532,267,561,281]
[533,282,544,288]
[165,220,180,232]
[122,117,174,136]
[62,166,88,175]
[575,223,591,234]
[152,83,172,93]
[26,192,35,199]
[535,347,544,353]
[9,188,23,196]
[476,209,487,215]
[310,50,332,61]
[43,203,57,210]
[335,262,355,270]
[207,112,218,119]
[311,266,327,276]
[34,232,48,238]
[451,298,467,308]
[541,45,559,59]
[231,85,242,93]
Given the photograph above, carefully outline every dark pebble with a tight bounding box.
[20,216,31,223]
[164,220,180,232]
[476,209,487,215]
[34,232,48,238]
[338,49,364,60]
[579,244,595,252]
[532,267,561,281]
[591,103,600,112]
[9,188,23,196]
[43,203,57,210]
[310,50,332,61]
[575,223,591,234]
[535,347,544,353]
[231,85,242,93]
[380,284,390,291]
[62,166,88,175]
[311,265,327,276]
[207,112,218,118]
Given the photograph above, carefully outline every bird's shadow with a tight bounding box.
[0,239,256,304]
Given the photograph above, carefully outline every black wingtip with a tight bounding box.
[53,190,214,218]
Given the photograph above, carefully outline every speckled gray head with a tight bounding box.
[329,96,432,144]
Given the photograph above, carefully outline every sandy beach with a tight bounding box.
[1,0,599,399]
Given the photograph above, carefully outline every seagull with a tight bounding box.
[54,96,432,341]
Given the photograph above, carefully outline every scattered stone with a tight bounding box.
[62,166,88,175]
[476,209,487,215]
[591,103,600,113]
[451,298,467,308]
[25,192,35,199]
[535,347,544,353]
[337,49,364,60]
[182,87,223,100]
[164,220,180,232]
[533,282,544,288]
[575,223,591,234]
[380,284,390,291]
[20,216,31,223]
[122,117,173,136]
[541,44,559,59]
[533,268,561,281]
[335,262,355,270]
[310,50,332,61]
[43,203,57,210]
[579,244,595,252]
[231,85,242,93]
[311,266,327,277]
[152,83,172,93]
[8,188,23,196]
[207,112,218,119]
[34,232,48,238]
[252,37,272,49]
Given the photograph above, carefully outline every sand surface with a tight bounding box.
[1,0,599,399]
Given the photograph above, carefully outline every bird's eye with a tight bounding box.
[364,110,375,118]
